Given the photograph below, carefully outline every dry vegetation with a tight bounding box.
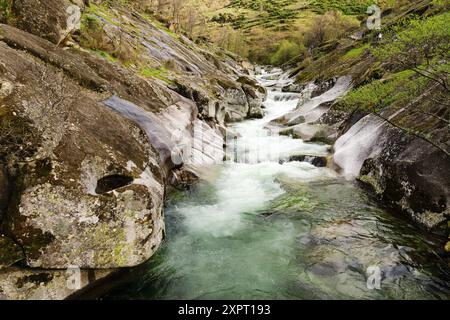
[120,0,402,64]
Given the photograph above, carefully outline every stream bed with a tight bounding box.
[100,69,450,300]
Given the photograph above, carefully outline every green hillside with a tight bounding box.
[203,0,397,63]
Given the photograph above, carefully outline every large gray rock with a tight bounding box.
[223,87,250,122]
[334,115,449,230]
[359,137,449,229]
[0,0,264,275]
[0,21,253,270]
[0,26,167,269]
[272,76,351,126]
[242,84,265,119]
[12,0,80,44]
[280,123,334,144]
[171,77,265,124]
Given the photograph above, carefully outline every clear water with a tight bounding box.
[101,70,450,300]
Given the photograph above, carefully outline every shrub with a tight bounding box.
[0,0,13,23]
[303,10,359,49]
[373,12,450,92]
[342,44,370,60]
[308,0,396,15]
[269,39,305,65]
[337,70,426,113]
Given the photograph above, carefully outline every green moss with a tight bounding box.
[83,2,120,27]
[342,44,369,60]
[81,14,100,32]
[79,8,137,64]
[270,188,318,213]
[92,224,126,266]
[359,174,384,195]
[91,219,136,267]
[140,66,172,83]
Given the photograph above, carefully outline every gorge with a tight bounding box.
[0,0,448,300]
[93,68,450,300]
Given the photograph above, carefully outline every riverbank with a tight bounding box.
[0,0,266,299]
[89,68,450,300]
[0,1,448,300]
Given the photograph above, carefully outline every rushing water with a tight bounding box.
[101,69,450,300]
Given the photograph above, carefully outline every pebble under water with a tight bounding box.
[100,69,450,300]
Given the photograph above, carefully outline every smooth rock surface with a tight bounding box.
[334,114,449,229]
[12,0,79,44]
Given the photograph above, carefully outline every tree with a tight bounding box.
[373,12,450,93]
[303,11,358,49]
[269,39,305,65]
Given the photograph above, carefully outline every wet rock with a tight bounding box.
[282,83,306,93]
[170,169,199,190]
[307,223,416,286]
[224,87,250,122]
[310,221,372,244]
[274,93,299,102]
[280,123,334,144]
[287,155,328,168]
[272,77,351,127]
[382,264,411,280]
[334,114,450,230]
[334,115,386,179]
[311,78,338,98]
[170,77,265,123]
[242,84,265,119]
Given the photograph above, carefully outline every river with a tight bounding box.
[100,68,450,300]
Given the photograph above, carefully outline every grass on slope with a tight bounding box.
[205,0,398,64]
